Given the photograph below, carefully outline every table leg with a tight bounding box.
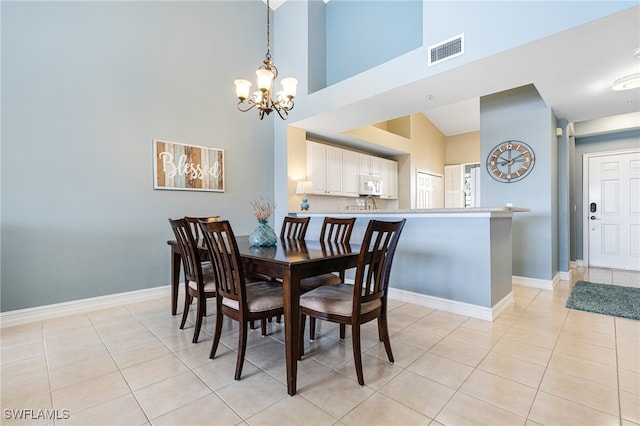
[282,269,301,396]
[170,247,181,315]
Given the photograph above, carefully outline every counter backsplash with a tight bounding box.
[295,194,398,213]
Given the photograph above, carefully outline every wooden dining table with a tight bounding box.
[167,235,360,395]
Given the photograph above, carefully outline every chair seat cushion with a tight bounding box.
[222,281,283,312]
[299,273,341,292]
[300,284,381,317]
[188,274,217,293]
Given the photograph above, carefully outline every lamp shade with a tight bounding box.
[234,79,251,100]
[296,180,314,194]
[256,68,275,91]
[281,77,298,98]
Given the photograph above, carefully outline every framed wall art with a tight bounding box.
[153,139,225,192]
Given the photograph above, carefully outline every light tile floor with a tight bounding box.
[1,267,638,426]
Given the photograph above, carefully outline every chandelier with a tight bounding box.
[234,0,298,120]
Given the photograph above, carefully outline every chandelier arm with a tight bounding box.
[273,105,289,120]
[236,101,257,113]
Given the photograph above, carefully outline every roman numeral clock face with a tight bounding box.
[486,140,535,182]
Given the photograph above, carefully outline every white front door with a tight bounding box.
[587,150,640,270]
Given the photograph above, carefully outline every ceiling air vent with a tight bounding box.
[428,33,464,66]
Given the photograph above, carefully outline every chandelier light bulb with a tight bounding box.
[251,90,263,104]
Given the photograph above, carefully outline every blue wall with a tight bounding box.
[557,119,571,275]
[325,0,422,86]
[1,1,275,311]
[480,85,558,281]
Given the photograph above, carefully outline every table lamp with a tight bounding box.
[296,180,314,211]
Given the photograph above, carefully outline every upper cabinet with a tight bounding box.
[307,141,358,197]
[307,141,397,199]
[342,150,360,197]
[359,153,383,176]
[382,159,398,199]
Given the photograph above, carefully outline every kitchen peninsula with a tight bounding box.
[289,207,529,321]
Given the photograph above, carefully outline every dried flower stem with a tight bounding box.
[251,198,276,221]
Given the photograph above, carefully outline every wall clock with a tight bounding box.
[486,140,535,183]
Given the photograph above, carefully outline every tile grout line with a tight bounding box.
[522,286,570,424]
[123,302,249,424]
[430,286,542,424]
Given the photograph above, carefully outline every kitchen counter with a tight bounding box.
[289,206,530,216]
[289,207,530,321]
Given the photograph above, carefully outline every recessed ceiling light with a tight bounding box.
[612,73,640,91]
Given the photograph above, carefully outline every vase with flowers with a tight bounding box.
[249,198,277,247]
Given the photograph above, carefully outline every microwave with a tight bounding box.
[359,175,383,196]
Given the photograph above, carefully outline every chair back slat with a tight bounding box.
[320,217,356,243]
[169,218,204,283]
[280,216,310,240]
[199,220,246,306]
[353,219,406,308]
[185,216,220,241]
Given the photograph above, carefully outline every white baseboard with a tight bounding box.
[512,274,557,290]
[0,286,170,328]
[559,270,572,282]
[388,287,513,322]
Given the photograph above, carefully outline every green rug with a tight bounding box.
[566,281,640,320]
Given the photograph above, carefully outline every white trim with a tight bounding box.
[0,286,170,328]
[388,287,513,322]
[559,270,572,282]
[512,274,557,290]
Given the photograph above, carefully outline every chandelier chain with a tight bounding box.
[265,0,271,61]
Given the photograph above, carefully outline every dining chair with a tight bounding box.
[246,217,310,285]
[198,219,285,380]
[168,217,217,343]
[298,218,406,386]
[299,217,356,340]
[280,216,310,239]
[185,216,220,243]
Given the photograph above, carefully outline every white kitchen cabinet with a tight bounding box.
[382,159,398,199]
[325,145,343,194]
[307,141,395,198]
[359,153,383,176]
[342,149,360,197]
[307,140,328,194]
[306,141,358,197]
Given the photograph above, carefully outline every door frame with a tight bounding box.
[582,148,640,268]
